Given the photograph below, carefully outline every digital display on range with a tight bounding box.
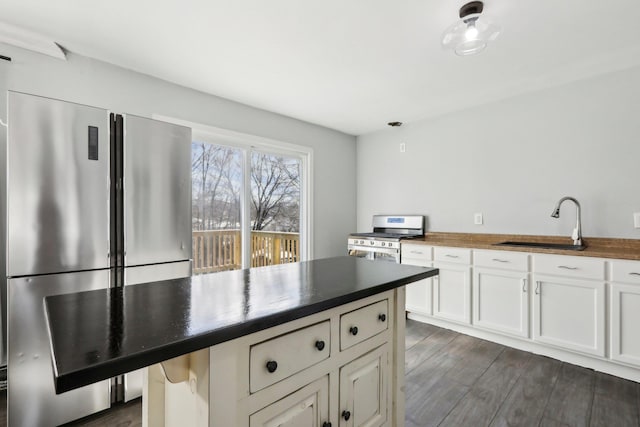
[387,217,405,224]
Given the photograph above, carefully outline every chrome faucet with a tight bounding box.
[551,196,583,246]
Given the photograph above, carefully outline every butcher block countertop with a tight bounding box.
[405,232,640,261]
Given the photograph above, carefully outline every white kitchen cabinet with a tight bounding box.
[433,247,471,325]
[401,244,433,316]
[339,345,389,427]
[404,277,432,316]
[533,254,605,357]
[250,376,330,427]
[473,250,530,338]
[610,260,640,367]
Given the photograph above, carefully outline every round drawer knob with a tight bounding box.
[342,410,351,421]
[378,313,386,322]
[265,360,278,373]
[322,422,332,427]
[349,326,358,336]
[315,340,326,351]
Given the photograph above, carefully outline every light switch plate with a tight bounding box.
[474,213,483,225]
[634,212,640,228]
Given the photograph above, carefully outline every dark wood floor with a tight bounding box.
[405,320,640,427]
[2,320,639,426]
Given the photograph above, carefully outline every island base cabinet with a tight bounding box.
[533,275,605,357]
[143,349,211,427]
[143,289,404,427]
[611,283,640,366]
[339,346,389,427]
[250,376,330,427]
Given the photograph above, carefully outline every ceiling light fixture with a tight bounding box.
[441,1,501,56]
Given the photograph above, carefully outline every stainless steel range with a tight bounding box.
[348,215,425,263]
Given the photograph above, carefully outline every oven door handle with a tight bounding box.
[348,246,399,255]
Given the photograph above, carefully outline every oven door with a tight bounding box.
[347,246,400,263]
[373,250,400,263]
[348,247,374,260]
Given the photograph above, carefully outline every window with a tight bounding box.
[175,120,311,274]
[250,151,301,267]
[191,143,243,273]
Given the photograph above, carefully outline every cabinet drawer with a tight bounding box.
[610,260,640,285]
[474,250,528,271]
[340,300,388,350]
[434,247,471,265]
[401,244,433,265]
[250,321,331,393]
[534,254,604,280]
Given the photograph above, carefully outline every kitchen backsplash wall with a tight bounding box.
[357,65,640,239]
[0,45,357,259]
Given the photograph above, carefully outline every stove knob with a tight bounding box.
[370,241,375,245]
[381,242,386,246]
[359,240,364,245]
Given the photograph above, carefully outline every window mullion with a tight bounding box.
[240,147,252,269]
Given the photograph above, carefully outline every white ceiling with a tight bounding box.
[2,0,640,135]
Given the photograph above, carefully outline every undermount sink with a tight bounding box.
[493,241,587,251]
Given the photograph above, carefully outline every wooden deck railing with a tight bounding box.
[192,230,299,274]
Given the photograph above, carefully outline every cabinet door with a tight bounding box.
[473,268,529,338]
[402,254,432,315]
[339,346,388,427]
[250,376,329,427]
[533,275,605,357]
[433,263,471,324]
[611,283,640,366]
[405,277,432,316]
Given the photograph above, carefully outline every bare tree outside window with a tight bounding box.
[191,142,301,273]
[191,142,241,231]
[251,152,300,232]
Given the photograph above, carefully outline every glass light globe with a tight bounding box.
[442,13,501,56]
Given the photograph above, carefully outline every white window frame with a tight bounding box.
[154,115,313,267]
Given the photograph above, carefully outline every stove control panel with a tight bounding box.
[348,238,400,249]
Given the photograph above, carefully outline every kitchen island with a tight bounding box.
[45,256,438,426]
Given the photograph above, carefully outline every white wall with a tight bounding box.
[357,66,640,239]
[0,45,356,258]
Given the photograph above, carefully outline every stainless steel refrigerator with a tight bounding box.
[1,91,192,426]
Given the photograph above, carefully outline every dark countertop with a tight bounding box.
[45,256,438,394]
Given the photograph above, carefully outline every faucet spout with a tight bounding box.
[551,196,582,246]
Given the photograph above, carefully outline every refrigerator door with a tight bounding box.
[123,115,192,267]
[8,270,111,427]
[122,260,192,402]
[1,102,6,367]
[7,92,110,277]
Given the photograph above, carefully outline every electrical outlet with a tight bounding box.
[474,213,483,225]
[634,212,640,229]
[399,143,406,153]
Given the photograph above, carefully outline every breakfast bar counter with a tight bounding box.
[45,256,438,426]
